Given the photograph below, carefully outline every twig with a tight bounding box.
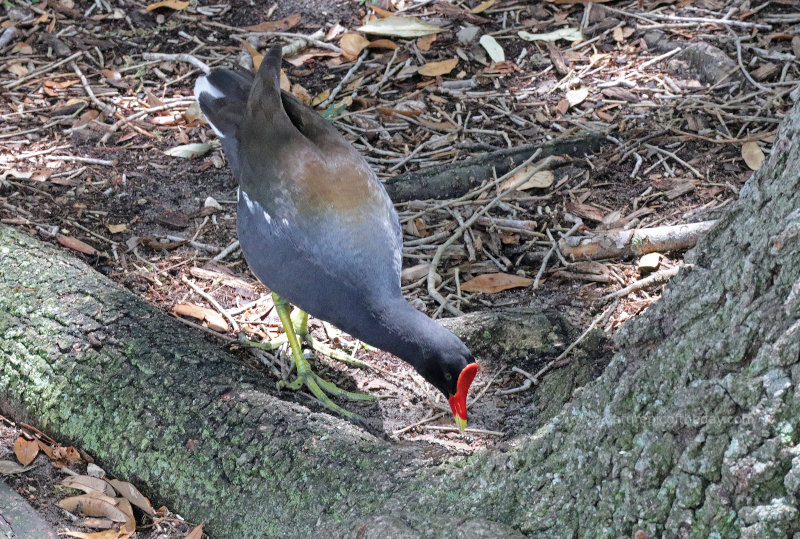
[319,50,368,109]
[100,100,195,144]
[638,47,681,71]
[3,51,83,89]
[424,425,504,436]
[392,412,446,436]
[45,155,115,166]
[181,276,240,333]
[560,221,716,260]
[171,313,238,343]
[213,240,240,261]
[732,33,771,93]
[641,12,771,30]
[234,31,342,54]
[532,221,582,289]
[643,143,703,178]
[72,62,116,116]
[495,366,536,395]
[598,265,682,303]
[142,52,210,74]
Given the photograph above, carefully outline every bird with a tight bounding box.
[194,45,478,429]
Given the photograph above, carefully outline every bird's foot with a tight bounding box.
[269,292,375,422]
[278,351,374,420]
[238,327,367,369]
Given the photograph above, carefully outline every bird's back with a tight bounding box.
[194,47,404,337]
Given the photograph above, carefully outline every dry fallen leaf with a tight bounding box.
[418,58,458,77]
[107,479,155,516]
[164,143,213,159]
[173,304,228,332]
[565,87,589,107]
[7,63,29,77]
[462,273,534,293]
[243,41,263,71]
[357,16,442,38]
[416,34,436,51]
[64,529,125,539]
[184,523,204,539]
[742,141,765,170]
[367,39,397,51]
[341,33,370,61]
[145,0,189,10]
[479,35,505,63]
[204,311,228,333]
[291,83,312,105]
[502,166,554,191]
[471,0,497,14]
[638,252,661,271]
[243,13,301,33]
[58,495,130,523]
[311,89,330,106]
[279,70,290,92]
[173,303,209,321]
[106,223,127,234]
[63,475,117,497]
[13,436,39,466]
[367,4,393,16]
[11,42,33,54]
[58,236,99,256]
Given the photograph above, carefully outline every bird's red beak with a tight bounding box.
[448,363,478,432]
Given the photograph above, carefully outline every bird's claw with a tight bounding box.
[278,365,373,423]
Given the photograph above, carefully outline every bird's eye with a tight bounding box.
[444,372,453,382]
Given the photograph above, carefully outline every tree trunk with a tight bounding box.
[2,100,800,537]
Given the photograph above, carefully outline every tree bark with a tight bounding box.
[1,100,800,537]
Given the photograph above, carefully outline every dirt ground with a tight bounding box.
[1,0,797,536]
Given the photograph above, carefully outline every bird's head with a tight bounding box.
[416,337,478,432]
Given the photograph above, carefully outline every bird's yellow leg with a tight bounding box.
[242,300,373,370]
[270,293,374,420]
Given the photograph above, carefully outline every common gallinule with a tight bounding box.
[194,46,477,428]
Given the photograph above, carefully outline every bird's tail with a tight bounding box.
[193,68,253,140]
[193,47,284,137]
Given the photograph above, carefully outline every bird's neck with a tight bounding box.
[357,296,452,371]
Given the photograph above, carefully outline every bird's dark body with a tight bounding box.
[194,48,473,399]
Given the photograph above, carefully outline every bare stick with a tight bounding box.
[45,155,115,166]
[424,425,504,436]
[638,47,681,71]
[213,240,240,261]
[142,52,210,74]
[100,100,195,144]
[598,265,682,303]
[533,221,582,289]
[392,412,447,436]
[644,143,703,178]
[732,34,771,93]
[182,276,240,333]
[560,221,716,261]
[319,50,368,109]
[72,63,116,116]
[3,51,83,89]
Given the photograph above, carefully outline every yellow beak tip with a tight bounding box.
[454,416,467,432]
